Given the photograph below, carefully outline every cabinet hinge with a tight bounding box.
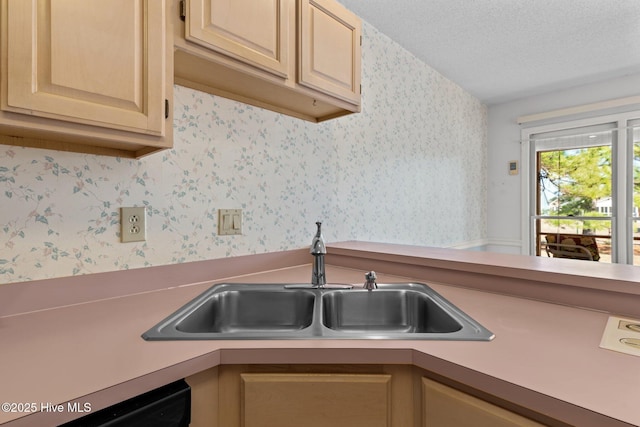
[179,0,186,21]
[165,99,169,119]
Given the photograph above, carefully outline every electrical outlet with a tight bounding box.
[121,206,146,243]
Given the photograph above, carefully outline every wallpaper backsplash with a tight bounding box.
[0,23,487,284]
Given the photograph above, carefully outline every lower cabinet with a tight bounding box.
[240,373,390,427]
[186,365,549,427]
[421,378,545,427]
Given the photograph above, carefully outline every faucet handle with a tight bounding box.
[364,271,377,290]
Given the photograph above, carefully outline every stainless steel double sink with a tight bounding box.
[142,283,494,341]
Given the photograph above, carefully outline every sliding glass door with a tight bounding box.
[631,119,640,264]
[532,124,615,262]
[523,112,640,264]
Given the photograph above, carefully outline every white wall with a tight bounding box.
[0,23,487,284]
[487,72,640,253]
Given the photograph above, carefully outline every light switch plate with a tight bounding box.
[218,209,242,235]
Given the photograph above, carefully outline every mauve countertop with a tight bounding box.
[0,248,639,426]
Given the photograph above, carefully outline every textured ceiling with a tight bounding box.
[338,0,640,105]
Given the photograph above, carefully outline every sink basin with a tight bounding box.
[142,283,494,341]
[176,289,315,333]
[143,284,316,340]
[322,290,463,333]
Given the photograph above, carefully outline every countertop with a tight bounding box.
[1,246,639,426]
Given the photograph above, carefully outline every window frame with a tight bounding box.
[521,111,640,264]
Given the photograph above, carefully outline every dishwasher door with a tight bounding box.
[59,380,190,427]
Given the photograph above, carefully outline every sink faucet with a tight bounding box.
[310,221,327,287]
[285,222,352,290]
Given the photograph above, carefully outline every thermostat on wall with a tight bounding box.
[508,160,518,175]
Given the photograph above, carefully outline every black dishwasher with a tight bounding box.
[59,380,190,427]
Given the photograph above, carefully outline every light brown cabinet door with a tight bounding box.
[241,373,391,427]
[298,0,361,105]
[185,0,290,78]
[3,0,166,136]
[191,364,414,427]
[422,378,546,427]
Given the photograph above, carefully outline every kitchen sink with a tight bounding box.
[322,289,463,333]
[175,288,315,333]
[142,283,494,341]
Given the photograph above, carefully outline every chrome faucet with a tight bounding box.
[310,221,327,287]
[282,222,350,290]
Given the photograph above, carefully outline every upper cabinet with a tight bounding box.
[0,0,360,158]
[174,0,361,122]
[298,0,361,105]
[185,0,290,79]
[0,0,173,158]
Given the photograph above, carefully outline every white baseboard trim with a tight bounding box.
[485,238,523,248]
[447,238,523,253]
[446,238,489,249]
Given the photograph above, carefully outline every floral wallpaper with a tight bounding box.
[0,23,487,284]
